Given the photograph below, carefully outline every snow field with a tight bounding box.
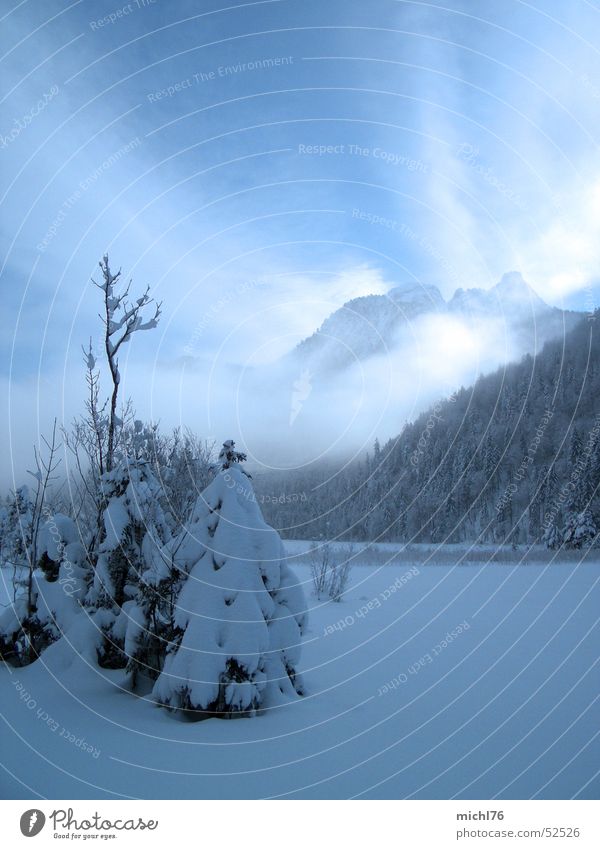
[1,547,598,799]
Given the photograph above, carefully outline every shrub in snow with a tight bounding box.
[0,488,34,662]
[88,459,172,668]
[2,485,33,561]
[152,444,307,718]
[327,550,353,601]
[0,512,89,664]
[122,533,186,691]
[29,515,89,651]
[309,542,333,597]
[310,543,353,602]
[37,513,89,596]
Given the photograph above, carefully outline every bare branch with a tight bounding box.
[92,254,161,472]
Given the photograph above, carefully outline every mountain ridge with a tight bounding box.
[259,309,600,545]
[289,272,582,374]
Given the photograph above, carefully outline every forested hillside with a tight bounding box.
[257,312,600,546]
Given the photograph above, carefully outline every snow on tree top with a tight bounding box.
[218,439,248,471]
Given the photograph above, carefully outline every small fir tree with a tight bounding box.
[152,442,306,717]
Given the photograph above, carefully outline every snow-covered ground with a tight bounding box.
[1,545,598,799]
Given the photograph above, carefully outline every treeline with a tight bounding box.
[257,312,600,547]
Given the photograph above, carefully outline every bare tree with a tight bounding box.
[82,338,108,476]
[13,422,62,663]
[61,257,161,567]
[62,343,108,526]
[93,255,161,472]
[27,422,61,601]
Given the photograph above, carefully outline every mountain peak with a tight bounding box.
[450,272,548,314]
[492,271,547,310]
[497,270,528,288]
[291,270,571,375]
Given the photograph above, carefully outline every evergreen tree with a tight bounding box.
[569,428,583,466]
[542,520,562,550]
[152,443,307,718]
[563,508,597,549]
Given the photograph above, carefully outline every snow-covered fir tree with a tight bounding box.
[542,520,562,550]
[563,507,597,549]
[152,441,307,718]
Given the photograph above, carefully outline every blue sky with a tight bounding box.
[2,0,600,482]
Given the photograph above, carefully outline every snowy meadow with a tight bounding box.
[1,539,598,800]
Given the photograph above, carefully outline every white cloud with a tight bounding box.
[517,176,600,301]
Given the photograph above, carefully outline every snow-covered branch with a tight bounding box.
[92,255,161,472]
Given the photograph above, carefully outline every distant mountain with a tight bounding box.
[291,282,444,371]
[258,311,600,545]
[449,271,549,315]
[171,272,585,471]
[289,272,582,374]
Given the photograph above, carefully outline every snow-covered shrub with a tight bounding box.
[327,549,354,601]
[310,543,353,602]
[37,513,89,597]
[0,487,38,662]
[1,485,33,575]
[122,534,185,691]
[28,515,89,652]
[310,542,333,597]
[152,446,307,718]
[89,459,172,668]
[0,512,89,664]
